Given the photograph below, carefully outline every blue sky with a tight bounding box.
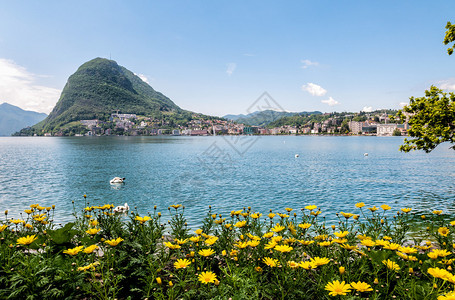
[0,1,454,116]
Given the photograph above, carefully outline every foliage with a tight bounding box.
[233,110,322,127]
[444,21,455,55]
[397,86,455,152]
[392,128,401,136]
[1,198,455,299]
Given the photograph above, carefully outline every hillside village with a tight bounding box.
[41,110,409,137]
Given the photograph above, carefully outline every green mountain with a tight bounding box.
[0,103,47,136]
[224,110,322,126]
[34,58,184,132]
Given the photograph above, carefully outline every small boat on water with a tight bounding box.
[110,177,125,184]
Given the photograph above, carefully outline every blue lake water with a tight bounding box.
[0,136,454,228]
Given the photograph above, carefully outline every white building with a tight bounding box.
[377,124,397,136]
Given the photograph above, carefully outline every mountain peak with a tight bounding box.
[36,58,181,132]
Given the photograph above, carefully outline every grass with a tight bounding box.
[0,198,454,299]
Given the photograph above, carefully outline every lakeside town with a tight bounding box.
[38,110,410,137]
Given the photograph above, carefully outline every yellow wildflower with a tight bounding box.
[0,224,8,232]
[319,241,333,247]
[251,213,262,219]
[368,206,378,212]
[299,260,317,269]
[340,243,358,250]
[189,236,201,243]
[86,228,101,235]
[298,240,315,246]
[164,241,181,249]
[310,257,330,266]
[271,224,285,233]
[235,241,249,249]
[263,257,279,267]
[264,240,277,250]
[175,238,189,245]
[198,271,217,284]
[198,248,215,257]
[288,260,299,268]
[105,237,124,247]
[277,213,289,218]
[383,243,401,251]
[339,212,353,219]
[174,258,191,269]
[16,234,38,245]
[248,240,260,247]
[10,219,25,225]
[334,231,349,238]
[83,244,99,254]
[382,259,400,271]
[325,280,351,296]
[274,244,293,253]
[355,202,365,208]
[433,249,452,258]
[439,227,450,237]
[63,246,84,256]
[298,223,312,229]
[234,220,247,228]
[135,215,151,224]
[350,281,373,292]
[361,239,376,247]
[380,204,391,210]
[375,240,390,247]
[398,246,417,254]
[305,205,317,211]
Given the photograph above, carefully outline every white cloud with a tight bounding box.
[362,106,373,112]
[226,63,236,76]
[301,83,327,96]
[321,97,339,106]
[243,53,254,57]
[437,78,455,90]
[0,58,60,113]
[134,73,149,84]
[301,59,319,69]
[399,102,408,108]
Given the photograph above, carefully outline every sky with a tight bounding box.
[0,1,454,117]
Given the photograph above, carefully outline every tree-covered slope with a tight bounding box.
[35,58,181,131]
[224,110,322,126]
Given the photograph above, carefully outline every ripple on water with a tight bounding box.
[0,136,454,227]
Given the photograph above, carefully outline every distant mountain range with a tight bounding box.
[223,110,322,126]
[0,103,47,136]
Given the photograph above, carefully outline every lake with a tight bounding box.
[0,136,454,228]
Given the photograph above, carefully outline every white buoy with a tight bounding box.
[295,154,299,158]
[364,153,368,156]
